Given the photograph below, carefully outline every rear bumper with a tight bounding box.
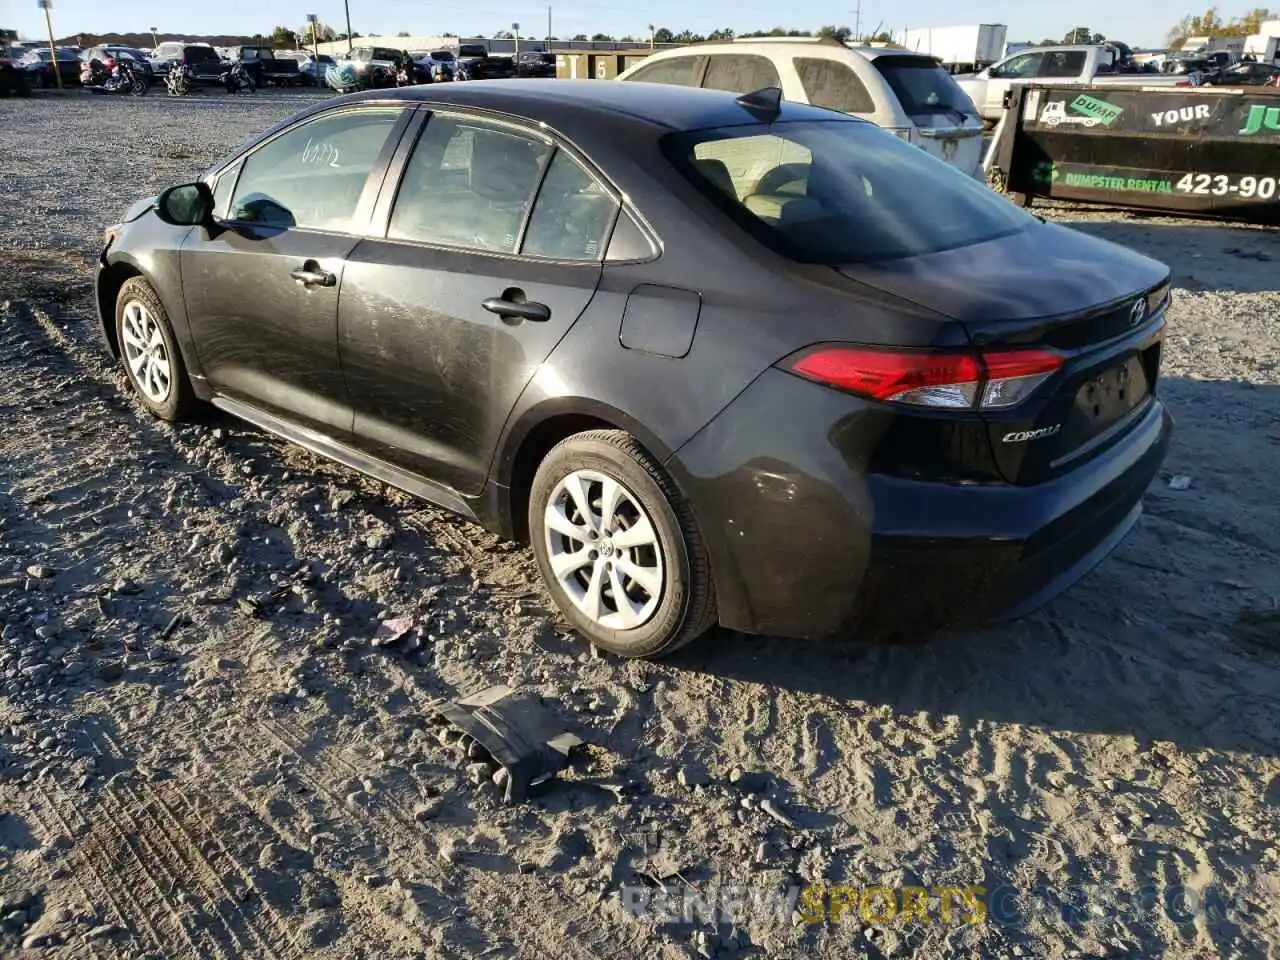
[668,368,1173,642]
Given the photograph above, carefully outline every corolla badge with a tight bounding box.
[1002,424,1062,443]
[1129,298,1148,327]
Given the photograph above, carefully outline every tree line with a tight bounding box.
[1165,6,1277,45]
[268,23,893,49]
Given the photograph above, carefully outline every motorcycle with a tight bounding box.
[221,61,256,94]
[80,57,149,96]
[395,66,414,87]
[165,61,192,96]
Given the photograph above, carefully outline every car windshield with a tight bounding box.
[871,55,978,119]
[663,119,1032,264]
[431,51,454,61]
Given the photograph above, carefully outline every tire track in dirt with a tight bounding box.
[30,777,205,956]
[251,712,629,960]
[89,727,303,960]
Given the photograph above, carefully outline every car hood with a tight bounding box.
[834,219,1169,323]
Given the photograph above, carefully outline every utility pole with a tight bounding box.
[306,13,319,67]
[648,23,655,48]
[513,22,520,59]
[344,0,353,54]
[149,26,158,47]
[546,5,551,41]
[854,0,862,42]
[37,0,61,89]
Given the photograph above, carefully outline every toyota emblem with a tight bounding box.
[1129,298,1148,327]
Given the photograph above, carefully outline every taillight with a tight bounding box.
[782,344,1063,410]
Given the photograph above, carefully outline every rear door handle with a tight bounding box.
[482,294,550,323]
[291,262,336,288]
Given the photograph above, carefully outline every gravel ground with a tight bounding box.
[1,92,1279,960]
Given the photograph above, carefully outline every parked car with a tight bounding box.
[517,51,557,77]
[955,44,1183,122]
[280,51,336,85]
[417,49,456,81]
[0,47,31,96]
[19,47,82,87]
[618,38,987,179]
[336,46,406,88]
[1203,60,1280,86]
[455,43,516,79]
[150,41,219,78]
[80,44,155,81]
[229,45,302,86]
[96,80,1173,657]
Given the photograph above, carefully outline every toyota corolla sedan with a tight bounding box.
[96,80,1172,658]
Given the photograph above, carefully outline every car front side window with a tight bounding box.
[387,115,552,254]
[228,108,402,232]
[993,53,1042,78]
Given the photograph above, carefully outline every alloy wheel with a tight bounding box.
[544,469,665,630]
[120,300,172,404]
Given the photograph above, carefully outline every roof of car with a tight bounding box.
[339,78,856,131]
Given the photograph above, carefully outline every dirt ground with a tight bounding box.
[1,94,1278,960]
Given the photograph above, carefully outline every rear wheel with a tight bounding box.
[528,430,716,659]
[115,278,196,422]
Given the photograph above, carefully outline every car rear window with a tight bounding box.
[186,47,219,63]
[663,119,1030,264]
[872,55,978,119]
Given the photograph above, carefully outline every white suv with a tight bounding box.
[617,38,985,178]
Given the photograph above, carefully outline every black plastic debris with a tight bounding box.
[431,685,582,803]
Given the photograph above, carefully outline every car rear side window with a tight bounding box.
[701,54,780,93]
[228,109,402,232]
[1040,50,1087,78]
[794,57,875,113]
[625,56,702,86]
[664,119,1031,264]
[388,115,552,254]
[522,151,618,260]
[871,55,978,119]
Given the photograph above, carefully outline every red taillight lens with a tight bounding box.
[783,345,1062,410]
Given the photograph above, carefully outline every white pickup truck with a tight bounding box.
[955,44,1183,122]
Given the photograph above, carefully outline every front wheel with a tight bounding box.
[131,77,148,96]
[528,430,717,658]
[115,277,196,421]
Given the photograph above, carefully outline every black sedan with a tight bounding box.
[19,47,81,87]
[1204,61,1280,86]
[95,81,1173,657]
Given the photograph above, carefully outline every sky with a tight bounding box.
[0,0,1210,48]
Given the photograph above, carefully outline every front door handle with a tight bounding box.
[291,262,336,288]
[482,291,550,323]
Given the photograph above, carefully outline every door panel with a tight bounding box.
[181,106,408,435]
[339,112,616,495]
[340,245,602,495]
[182,226,358,433]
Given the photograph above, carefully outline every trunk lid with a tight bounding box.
[836,221,1171,484]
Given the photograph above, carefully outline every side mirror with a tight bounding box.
[155,181,214,227]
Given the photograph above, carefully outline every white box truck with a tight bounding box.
[899,24,1008,73]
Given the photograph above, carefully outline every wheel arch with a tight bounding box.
[95,258,145,358]
[496,397,678,544]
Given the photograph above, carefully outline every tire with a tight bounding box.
[114,277,196,422]
[528,430,717,659]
